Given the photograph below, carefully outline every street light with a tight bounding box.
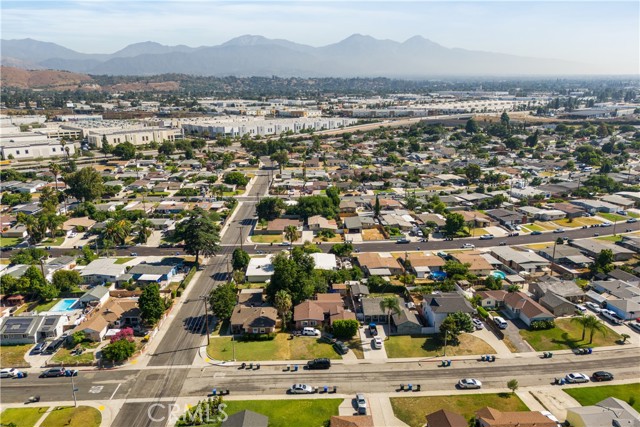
[199,295,211,346]
[71,374,78,407]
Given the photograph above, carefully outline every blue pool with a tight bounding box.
[491,270,507,280]
[49,298,79,312]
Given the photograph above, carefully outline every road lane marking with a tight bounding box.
[89,386,104,393]
[110,383,122,400]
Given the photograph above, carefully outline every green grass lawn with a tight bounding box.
[564,383,640,412]
[207,333,340,361]
[0,237,22,247]
[114,257,135,264]
[0,344,32,368]
[520,318,622,351]
[385,334,495,358]
[41,236,65,246]
[0,407,49,427]
[51,346,96,365]
[599,212,627,222]
[220,399,340,427]
[32,299,60,313]
[596,235,623,242]
[40,406,101,427]
[522,224,545,232]
[250,234,284,244]
[627,211,640,218]
[391,393,528,427]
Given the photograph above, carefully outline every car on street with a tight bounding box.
[396,238,410,244]
[479,234,494,240]
[130,252,138,256]
[461,243,475,249]
[0,368,19,378]
[289,384,315,394]
[626,218,638,223]
[306,358,331,370]
[40,367,67,378]
[458,378,482,389]
[356,393,367,414]
[565,373,590,383]
[368,323,378,336]
[600,222,612,227]
[333,340,349,355]
[531,231,543,235]
[279,241,291,246]
[472,318,484,330]
[372,337,383,349]
[592,371,614,382]
[628,321,640,332]
[553,228,565,233]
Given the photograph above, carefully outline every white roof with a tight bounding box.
[246,255,275,278]
[310,253,338,270]
[80,259,126,277]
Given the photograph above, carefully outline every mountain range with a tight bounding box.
[1,35,593,77]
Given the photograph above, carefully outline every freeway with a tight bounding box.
[1,348,637,404]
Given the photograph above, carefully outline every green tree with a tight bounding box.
[113,142,137,160]
[597,122,610,138]
[138,284,165,326]
[288,195,338,219]
[223,171,249,187]
[100,135,112,155]
[507,379,519,393]
[270,150,289,173]
[158,141,176,155]
[267,249,317,305]
[103,218,132,246]
[175,208,221,264]
[284,225,300,245]
[256,197,285,221]
[326,186,340,207]
[444,212,466,236]
[571,314,599,341]
[379,296,401,339]
[500,111,511,127]
[102,338,136,362]
[9,248,48,265]
[52,270,82,292]
[274,290,293,331]
[440,311,474,345]
[209,282,236,321]
[231,248,250,271]
[65,167,105,202]
[332,319,359,339]
[525,130,539,148]
[330,243,353,257]
[133,218,154,245]
[465,118,479,134]
[590,249,614,275]
[586,316,607,344]
[464,164,482,182]
[374,195,381,217]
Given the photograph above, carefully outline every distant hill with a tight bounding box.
[1,34,592,77]
[0,66,93,89]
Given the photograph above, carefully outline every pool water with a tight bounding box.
[491,270,507,280]
[49,298,79,312]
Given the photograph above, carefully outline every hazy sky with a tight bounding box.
[2,1,639,74]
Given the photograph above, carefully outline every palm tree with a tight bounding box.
[379,296,401,339]
[274,290,293,331]
[284,225,300,246]
[134,218,154,245]
[103,219,132,246]
[570,314,591,341]
[586,317,607,344]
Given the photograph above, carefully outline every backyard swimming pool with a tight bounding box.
[491,270,507,280]
[49,298,79,312]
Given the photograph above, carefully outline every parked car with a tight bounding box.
[461,243,475,249]
[565,373,590,383]
[301,327,321,336]
[531,231,543,235]
[628,321,640,332]
[458,378,482,389]
[575,304,587,313]
[472,318,484,330]
[540,411,561,425]
[0,368,19,378]
[39,367,66,378]
[372,337,383,349]
[42,339,63,355]
[626,218,638,223]
[356,393,367,414]
[479,234,494,240]
[601,309,624,325]
[368,323,378,336]
[333,340,349,355]
[585,302,602,313]
[494,316,508,329]
[592,371,614,382]
[289,384,315,394]
[30,342,46,355]
[306,358,331,370]
[553,228,565,233]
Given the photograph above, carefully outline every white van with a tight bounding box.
[302,327,321,336]
[494,316,508,329]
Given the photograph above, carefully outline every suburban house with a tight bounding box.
[78,286,110,307]
[222,410,269,427]
[589,279,640,319]
[405,252,445,278]
[293,293,354,329]
[422,293,475,330]
[503,291,555,327]
[0,315,66,344]
[355,253,404,276]
[362,296,403,324]
[329,415,374,427]
[127,262,180,285]
[229,305,278,335]
[264,218,302,235]
[539,292,576,316]
[449,252,493,277]
[80,259,127,285]
[490,247,550,274]
[486,208,527,226]
[310,253,338,271]
[245,255,275,283]
[565,397,640,427]
[392,307,423,335]
[74,298,141,341]
[536,245,592,278]
[293,300,324,329]
[569,240,635,262]
[343,216,363,233]
[475,407,556,427]
[528,276,584,303]
[307,215,338,232]
[339,200,357,214]
[547,202,585,218]
[476,290,507,310]
[426,409,467,427]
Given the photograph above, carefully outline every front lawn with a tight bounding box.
[0,344,31,368]
[599,212,627,222]
[0,407,49,427]
[221,399,340,427]
[250,234,283,244]
[41,236,65,246]
[40,406,101,427]
[522,224,545,232]
[0,237,22,247]
[114,257,135,264]
[51,345,96,365]
[385,334,495,358]
[207,333,339,361]
[519,318,621,351]
[391,393,528,427]
[596,235,623,242]
[564,383,640,412]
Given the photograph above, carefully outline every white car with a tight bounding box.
[301,327,321,336]
[479,234,494,240]
[458,378,482,389]
[553,228,565,233]
[472,318,484,330]
[600,222,612,227]
[565,373,590,383]
[585,302,602,313]
[289,384,315,394]
[462,243,475,249]
[628,321,640,332]
[0,368,18,378]
[575,304,587,313]
[372,337,383,349]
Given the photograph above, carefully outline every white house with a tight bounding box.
[245,255,275,283]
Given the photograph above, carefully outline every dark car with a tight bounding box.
[307,358,331,370]
[368,323,378,336]
[42,339,63,355]
[333,341,349,355]
[531,231,543,235]
[40,367,66,378]
[30,342,46,355]
[592,371,614,382]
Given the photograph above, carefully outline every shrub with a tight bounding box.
[477,306,489,319]
[241,332,276,341]
[530,320,555,330]
[332,319,359,339]
[110,327,134,343]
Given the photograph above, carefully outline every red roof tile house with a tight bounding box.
[230,305,278,335]
[292,293,355,330]
[426,409,467,427]
[475,407,556,427]
[264,218,302,235]
[503,291,555,328]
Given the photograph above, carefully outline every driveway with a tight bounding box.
[499,317,534,353]
[359,324,388,360]
[473,326,513,356]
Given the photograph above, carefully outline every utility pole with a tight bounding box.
[443,330,448,357]
[200,295,210,346]
[550,239,558,277]
[71,374,78,407]
[239,226,244,250]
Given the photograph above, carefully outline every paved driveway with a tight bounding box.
[359,324,388,360]
[500,317,534,353]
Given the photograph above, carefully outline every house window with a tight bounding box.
[310,321,316,326]
[260,328,265,333]
[252,328,258,334]
[302,321,308,326]
[25,150,29,154]
[16,151,20,155]
[52,148,56,152]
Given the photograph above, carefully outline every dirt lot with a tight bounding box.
[362,228,385,241]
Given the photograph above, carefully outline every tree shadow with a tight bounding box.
[497,392,511,399]
[550,332,584,349]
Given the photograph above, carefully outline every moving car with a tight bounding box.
[472,318,484,330]
[600,222,612,227]
[289,384,315,394]
[626,218,638,223]
[306,358,331,370]
[302,327,321,336]
[461,243,475,249]
[592,371,614,382]
[396,238,410,244]
[458,378,482,389]
[565,373,590,383]
[531,231,543,235]
[372,337,383,349]
[368,323,378,336]
[356,393,367,414]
